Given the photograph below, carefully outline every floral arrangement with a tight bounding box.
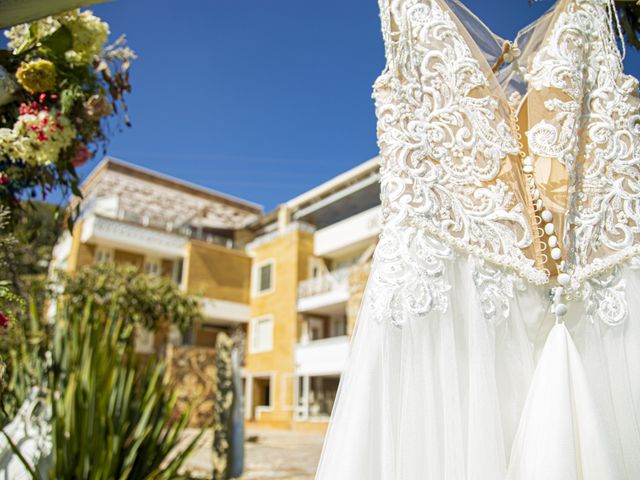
[0,9,134,210]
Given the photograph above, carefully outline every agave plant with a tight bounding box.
[47,295,204,479]
[0,0,108,29]
[4,292,204,479]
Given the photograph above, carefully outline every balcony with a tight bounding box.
[297,268,349,314]
[81,214,188,258]
[295,335,350,376]
[200,297,250,324]
[313,205,381,258]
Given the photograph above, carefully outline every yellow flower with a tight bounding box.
[16,59,56,94]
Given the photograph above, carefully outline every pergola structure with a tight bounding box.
[79,157,262,236]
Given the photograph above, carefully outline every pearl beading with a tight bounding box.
[509,102,570,321]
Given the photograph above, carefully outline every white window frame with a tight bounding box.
[252,259,275,297]
[243,372,276,420]
[95,246,114,264]
[249,315,274,354]
[143,256,162,277]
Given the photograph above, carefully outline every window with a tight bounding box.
[95,247,114,264]
[308,317,325,341]
[250,316,274,353]
[253,260,275,296]
[143,257,161,276]
[247,374,274,420]
[331,316,347,337]
[172,259,184,286]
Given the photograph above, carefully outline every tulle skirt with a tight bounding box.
[315,253,640,480]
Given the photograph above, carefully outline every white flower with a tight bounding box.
[62,10,110,65]
[5,17,59,53]
[5,10,109,66]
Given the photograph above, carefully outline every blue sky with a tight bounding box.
[71,0,640,212]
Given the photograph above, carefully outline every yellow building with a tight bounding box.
[51,157,262,348]
[243,157,380,430]
[52,156,382,431]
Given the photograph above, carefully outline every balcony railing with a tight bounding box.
[81,202,237,250]
[298,268,350,299]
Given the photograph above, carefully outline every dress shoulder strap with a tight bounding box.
[377,0,397,75]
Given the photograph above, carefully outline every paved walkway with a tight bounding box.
[180,428,325,479]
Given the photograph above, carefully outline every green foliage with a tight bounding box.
[2,290,204,478]
[0,207,17,289]
[0,207,28,407]
[0,202,62,419]
[56,262,201,333]
[1,258,201,425]
[0,201,64,297]
[59,84,84,115]
[45,295,203,479]
[0,297,47,425]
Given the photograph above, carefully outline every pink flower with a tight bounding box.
[71,143,93,168]
[0,173,8,185]
[0,312,10,329]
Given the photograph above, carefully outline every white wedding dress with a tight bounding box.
[316,0,640,478]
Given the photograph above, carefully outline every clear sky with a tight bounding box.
[69,0,640,212]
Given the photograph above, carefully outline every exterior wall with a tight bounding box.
[184,240,251,303]
[245,227,314,428]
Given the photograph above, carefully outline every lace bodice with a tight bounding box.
[373,0,640,299]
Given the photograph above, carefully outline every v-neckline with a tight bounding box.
[442,0,564,108]
[437,0,552,118]
[447,0,562,49]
